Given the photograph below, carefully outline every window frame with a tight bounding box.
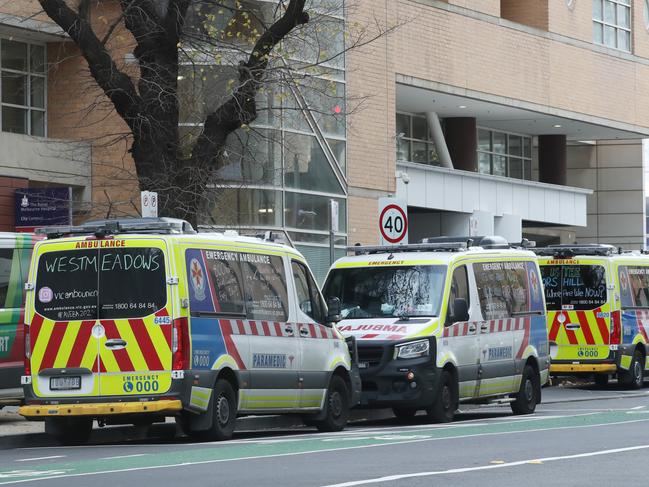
[593,0,632,52]
[0,37,47,137]
[396,111,440,166]
[477,128,533,181]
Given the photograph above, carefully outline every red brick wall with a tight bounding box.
[0,177,28,231]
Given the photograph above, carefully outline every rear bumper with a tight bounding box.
[550,363,618,374]
[19,399,182,418]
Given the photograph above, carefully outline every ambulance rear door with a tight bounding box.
[540,258,611,362]
[28,237,173,398]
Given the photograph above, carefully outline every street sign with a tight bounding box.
[14,187,72,232]
[141,191,158,218]
[378,197,408,245]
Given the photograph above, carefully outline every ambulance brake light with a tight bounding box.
[172,317,190,370]
[610,311,621,345]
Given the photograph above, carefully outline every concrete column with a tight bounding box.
[425,112,453,169]
[444,118,478,172]
[538,134,567,185]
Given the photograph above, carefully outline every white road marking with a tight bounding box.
[2,417,649,485]
[100,454,148,461]
[321,444,649,486]
[14,457,64,463]
[630,405,646,410]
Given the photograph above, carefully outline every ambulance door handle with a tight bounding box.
[480,323,489,333]
[284,326,294,336]
[105,339,127,349]
[300,327,310,336]
[468,324,477,334]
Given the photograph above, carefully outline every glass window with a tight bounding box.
[323,265,447,319]
[35,248,167,321]
[394,113,440,166]
[476,128,532,180]
[292,260,326,323]
[618,266,649,308]
[240,254,288,321]
[203,250,246,315]
[284,131,345,194]
[285,192,346,232]
[540,265,607,311]
[204,188,281,227]
[473,261,535,320]
[1,38,46,136]
[594,0,632,51]
[447,265,469,324]
[0,249,14,308]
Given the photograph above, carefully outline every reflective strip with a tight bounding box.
[190,386,212,411]
[620,354,632,370]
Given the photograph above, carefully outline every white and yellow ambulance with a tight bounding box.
[19,218,360,444]
[537,244,649,388]
[322,237,550,422]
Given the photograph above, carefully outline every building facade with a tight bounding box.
[0,0,648,281]
[346,0,649,251]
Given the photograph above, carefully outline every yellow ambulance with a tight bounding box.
[537,244,649,388]
[19,218,360,444]
[323,237,549,422]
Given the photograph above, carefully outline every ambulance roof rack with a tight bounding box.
[533,243,617,258]
[348,242,468,255]
[197,225,296,248]
[38,217,196,239]
[420,235,535,249]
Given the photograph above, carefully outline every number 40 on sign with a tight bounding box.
[378,197,408,245]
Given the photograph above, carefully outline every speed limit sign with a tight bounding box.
[378,198,408,245]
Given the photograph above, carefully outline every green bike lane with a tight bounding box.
[2,409,649,485]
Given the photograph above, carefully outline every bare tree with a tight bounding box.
[37,0,388,226]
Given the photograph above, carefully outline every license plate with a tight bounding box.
[358,362,369,369]
[50,376,81,390]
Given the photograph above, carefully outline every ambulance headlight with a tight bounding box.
[394,339,430,359]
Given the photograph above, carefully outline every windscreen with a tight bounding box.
[323,265,447,319]
[35,247,167,321]
[540,264,607,311]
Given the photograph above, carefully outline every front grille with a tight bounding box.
[358,345,386,368]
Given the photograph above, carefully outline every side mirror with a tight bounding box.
[326,297,342,323]
[448,297,469,323]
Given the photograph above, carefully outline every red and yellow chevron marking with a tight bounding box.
[29,309,172,397]
[547,307,610,346]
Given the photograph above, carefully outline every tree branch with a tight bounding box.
[190,0,309,164]
[38,0,143,130]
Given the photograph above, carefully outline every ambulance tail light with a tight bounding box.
[610,311,621,345]
[172,317,190,370]
[24,325,31,376]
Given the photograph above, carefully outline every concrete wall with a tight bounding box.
[566,140,646,248]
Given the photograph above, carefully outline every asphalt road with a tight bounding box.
[2,384,649,486]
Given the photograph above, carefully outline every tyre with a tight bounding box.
[201,379,237,441]
[314,375,350,432]
[426,370,457,423]
[594,374,609,387]
[45,417,93,446]
[511,365,539,415]
[620,350,644,390]
[392,407,418,420]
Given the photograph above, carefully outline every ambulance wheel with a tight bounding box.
[594,374,609,387]
[203,379,237,441]
[314,375,349,432]
[620,350,644,390]
[511,365,539,415]
[392,407,418,420]
[426,370,456,423]
[45,417,93,446]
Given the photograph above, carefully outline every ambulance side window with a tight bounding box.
[241,254,289,321]
[619,265,649,309]
[446,265,469,325]
[0,249,14,308]
[292,261,326,324]
[473,261,531,320]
